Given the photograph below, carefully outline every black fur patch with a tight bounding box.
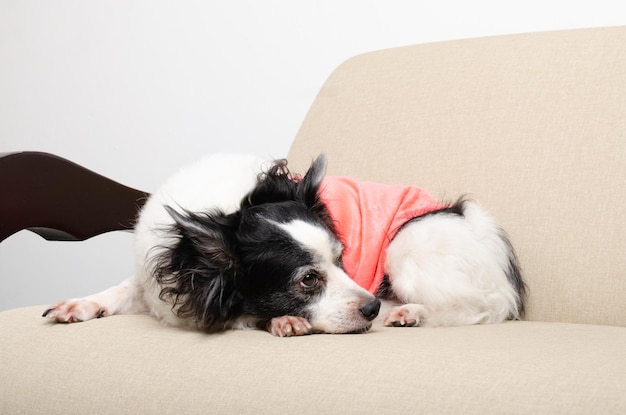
[503,239,527,319]
[151,155,339,332]
[375,275,398,301]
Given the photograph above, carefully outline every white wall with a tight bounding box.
[1,0,624,311]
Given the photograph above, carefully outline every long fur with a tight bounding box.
[149,159,341,332]
[383,198,525,327]
[44,153,526,336]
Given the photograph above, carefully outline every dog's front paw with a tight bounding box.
[383,304,426,327]
[267,316,313,337]
[42,299,108,323]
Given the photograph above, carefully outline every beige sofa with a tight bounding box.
[1,26,625,414]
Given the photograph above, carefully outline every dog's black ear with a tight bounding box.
[154,206,243,332]
[243,159,296,207]
[297,153,327,207]
[243,154,327,209]
[294,154,338,235]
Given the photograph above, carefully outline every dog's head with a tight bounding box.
[154,154,380,335]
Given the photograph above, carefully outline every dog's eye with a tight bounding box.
[300,273,319,289]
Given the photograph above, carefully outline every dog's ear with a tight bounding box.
[243,159,296,207]
[154,206,243,332]
[294,154,338,235]
[297,153,327,207]
[243,154,327,209]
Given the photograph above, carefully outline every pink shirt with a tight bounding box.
[320,177,447,294]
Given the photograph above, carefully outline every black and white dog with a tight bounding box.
[44,153,526,336]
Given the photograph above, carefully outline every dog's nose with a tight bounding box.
[360,298,381,321]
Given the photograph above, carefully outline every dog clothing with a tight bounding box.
[320,177,448,294]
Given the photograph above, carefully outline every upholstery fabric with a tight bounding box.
[1,306,625,414]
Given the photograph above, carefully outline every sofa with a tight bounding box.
[1,26,625,414]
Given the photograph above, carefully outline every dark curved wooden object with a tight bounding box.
[0,151,149,242]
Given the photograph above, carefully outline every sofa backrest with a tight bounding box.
[288,26,626,327]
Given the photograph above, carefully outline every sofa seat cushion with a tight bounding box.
[1,306,624,414]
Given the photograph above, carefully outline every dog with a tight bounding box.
[43,153,526,336]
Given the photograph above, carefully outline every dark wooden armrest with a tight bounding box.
[0,151,149,242]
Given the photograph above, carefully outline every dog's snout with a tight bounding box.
[360,298,381,321]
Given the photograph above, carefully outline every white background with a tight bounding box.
[1,0,624,311]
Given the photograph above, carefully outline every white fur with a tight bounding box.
[383,202,520,327]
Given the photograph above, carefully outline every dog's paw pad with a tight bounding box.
[384,304,425,327]
[268,316,313,337]
[42,299,108,323]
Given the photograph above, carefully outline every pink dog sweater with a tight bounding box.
[320,177,448,294]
